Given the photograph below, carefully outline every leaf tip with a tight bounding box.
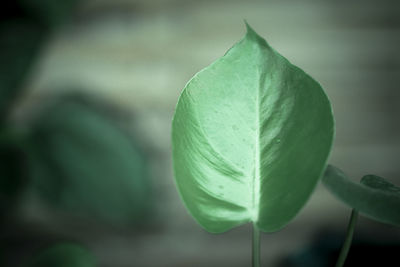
[244,20,256,37]
[243,21,270,49]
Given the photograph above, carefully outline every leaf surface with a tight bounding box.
[172,23,334,233]
[0,22,44,121]
[323,165,400,226]
[0,142,27,216]
[28,96,151,225]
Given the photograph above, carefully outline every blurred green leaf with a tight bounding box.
[18,0,80,28]
[27,242,95,267]
[322,165,400,226]
[172,23,334,233]
[361,175,400,193]
[0,141,27,216]
[0,21,44,120]
[0,0,80,121]
[28,96,151,225]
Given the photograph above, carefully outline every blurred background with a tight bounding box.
[0,0,399,266]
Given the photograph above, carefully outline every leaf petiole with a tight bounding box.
[335,209,358,267]
[252,223,260,267]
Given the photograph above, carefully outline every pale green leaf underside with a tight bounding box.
[172,23,334,233]
[323,165,400,226]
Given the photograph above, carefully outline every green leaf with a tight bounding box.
[27,96,151,226]
[172,23,334,233]
[18,0,80,28]
[27,242,96,267]
[0,21,44,121]
[0,0,80,121]
[322,165,400,226]
[0,142,28,216]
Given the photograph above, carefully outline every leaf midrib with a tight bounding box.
[252,68,262,223]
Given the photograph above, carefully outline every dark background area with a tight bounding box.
[0,0,399,266]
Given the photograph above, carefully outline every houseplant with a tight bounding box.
[171,22,334,266]
[171,22,400,267]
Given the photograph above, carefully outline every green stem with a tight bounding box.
[252,223,260,267]
[335,209,358,267]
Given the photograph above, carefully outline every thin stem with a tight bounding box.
[252,223,260,267]
[335,209,358,267]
